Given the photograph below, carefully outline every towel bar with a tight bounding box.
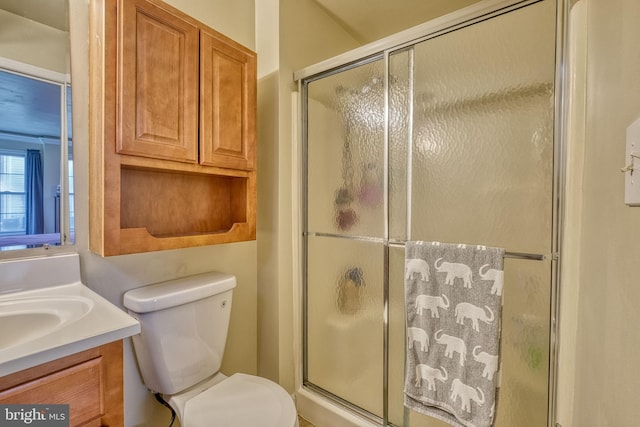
[303,232,546,261]
[388,240,545,260]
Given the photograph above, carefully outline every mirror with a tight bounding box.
[0,0,74,251]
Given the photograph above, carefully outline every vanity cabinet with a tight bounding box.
[90,0,257,256]
[0,341,124,427]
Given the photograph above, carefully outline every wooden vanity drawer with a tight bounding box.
[0,341,123,427]
[0,357,104,426]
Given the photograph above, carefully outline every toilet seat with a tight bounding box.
[179,373,298,427]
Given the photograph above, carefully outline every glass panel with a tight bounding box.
[307,59,385,238]
[388,1,557,426]
[306,236,384,417]
[390,246,552,426]
[389,49,411,241]
[0,194,26,233]
[67,84,75,240]
[304,2,557,426]
[409,0,556,254]
[492,258,551,426]
[388,245,410,425]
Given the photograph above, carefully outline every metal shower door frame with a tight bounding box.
[296,0,568,425]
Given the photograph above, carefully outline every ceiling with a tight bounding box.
[0,70,68,142]
[311,0,484,44]
[0,0,483,43]
[0,0,68,31]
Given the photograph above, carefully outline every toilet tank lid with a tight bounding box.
[123,272,236,313]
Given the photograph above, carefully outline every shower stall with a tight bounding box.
[296,0,564,426]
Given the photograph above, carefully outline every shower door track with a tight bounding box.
[304,382,386,426]
[305,232,548,261]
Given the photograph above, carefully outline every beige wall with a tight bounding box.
[0,9,69,74]
[256,0,280,387]
[68,1,257,426]
[569,0,640,425]
[256,0,360,391]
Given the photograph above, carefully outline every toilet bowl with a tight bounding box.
[171,373,298,427]
[123,272,298,427]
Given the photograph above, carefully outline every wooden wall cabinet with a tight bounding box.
[90,0,257,256]
[0,341,124,427]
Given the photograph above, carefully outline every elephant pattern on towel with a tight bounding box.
[479,264,504,296]
[455,302,495,332]
[407,327,429,352]
[434,329,467,366]
[415,293,449,318]
[415,364,448,390]
[405,258,430,282]
[404,242,505,426]
[450,378,485,413]
[434,258,474,288]
[473,346,499,381]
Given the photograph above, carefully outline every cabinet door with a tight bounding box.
[117,0,199,163]
[200,29,257,170]
[0,358,103,426]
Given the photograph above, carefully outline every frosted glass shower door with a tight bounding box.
[305,58,387,419]
[302,1,559,425]
[388,1,557,426]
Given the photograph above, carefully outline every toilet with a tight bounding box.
[123,272,299,427]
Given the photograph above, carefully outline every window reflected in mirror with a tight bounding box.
[0,0,74,252]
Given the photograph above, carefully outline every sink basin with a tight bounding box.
[0,296,93,350]
[0,253,140,376]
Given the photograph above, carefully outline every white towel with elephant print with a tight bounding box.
[404,241,504,427]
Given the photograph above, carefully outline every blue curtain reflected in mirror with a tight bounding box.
[25,149,43,235]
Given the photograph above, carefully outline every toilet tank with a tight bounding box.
[123,272,236,395]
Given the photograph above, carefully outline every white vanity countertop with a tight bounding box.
[0,253,140,376]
